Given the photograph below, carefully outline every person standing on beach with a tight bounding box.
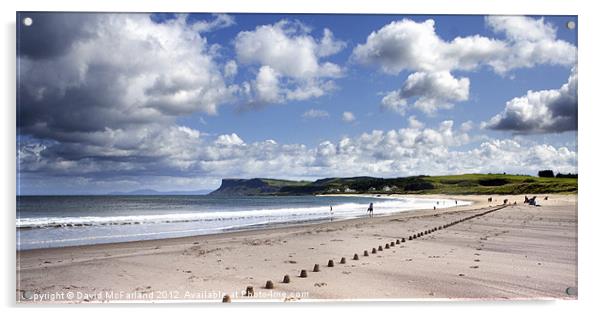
[329,205,334,222]
[367,203,374,218]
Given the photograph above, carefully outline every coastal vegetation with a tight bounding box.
[210,173,578,196]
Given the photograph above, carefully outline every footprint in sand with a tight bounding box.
[470,265,479,269]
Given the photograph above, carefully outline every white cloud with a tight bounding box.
[342,111,356,123]
[215,133,245,146]
[234,20,345,106]
[351,19,505,74]
[484,67,577,133]
[17,13,242,192]
[352,17,576,115]
[189,14,236,33]
[460,120,474,132]
[224,60,238,78]
[381,71,469,115]
[484,16,577,72]
[253,66,283,104]
[352,17,575,75]
[20,118,577,193]
[303,109,330,119]
[20,13,235,127]
[407,116,424,129]
[317,28,347,57]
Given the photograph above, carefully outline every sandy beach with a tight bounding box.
[16,194,577,302]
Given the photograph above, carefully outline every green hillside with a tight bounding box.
[209,174,577,195]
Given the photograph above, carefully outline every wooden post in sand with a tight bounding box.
[385,244,390,249]
[396,239,400,244]
[353,253,360,260]
[245,286,254,296]
[283,275,291,283]
[265,280,274,289]
[313,264,320,272]
[378,245,383,251]
[364,250,369,256]
[340,257,346,264]
[222,295,231,303]
[300,270,308,278]
[372,248,377,254]
[328,259,335,267]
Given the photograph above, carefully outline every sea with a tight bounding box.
[16,195,470,250]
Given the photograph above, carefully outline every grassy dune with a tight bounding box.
[424,174,577,195]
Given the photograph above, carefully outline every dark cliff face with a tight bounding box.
[209,179,278,195]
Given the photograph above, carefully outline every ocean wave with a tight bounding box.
[16,197,470,229]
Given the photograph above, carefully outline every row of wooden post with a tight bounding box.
[224,205,508,302]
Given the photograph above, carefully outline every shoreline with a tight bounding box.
[16,194,577,302]
[16,193,478,251]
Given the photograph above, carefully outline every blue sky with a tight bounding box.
[176,14,576,147]
[17,13,577,194]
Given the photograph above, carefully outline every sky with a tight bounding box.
[16,12,578,195]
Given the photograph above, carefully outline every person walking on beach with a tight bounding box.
[367,203,374,218]
[329,205,334,222]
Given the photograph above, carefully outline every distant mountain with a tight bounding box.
[209,174,578,196]
[108,189,212,195]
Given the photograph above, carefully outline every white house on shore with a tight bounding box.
[382,185,398,192]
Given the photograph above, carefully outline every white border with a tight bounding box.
[2,1,600,316]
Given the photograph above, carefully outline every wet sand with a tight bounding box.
[16,194,577,302]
